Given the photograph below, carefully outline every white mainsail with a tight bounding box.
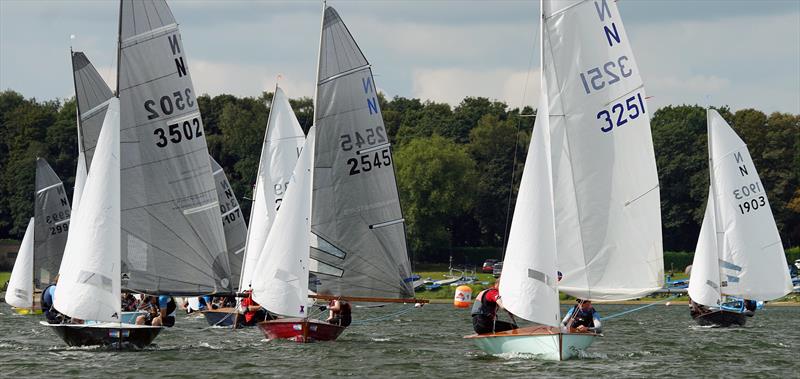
[251,127,316,318]
[5,218,35,309]
[542,0,663,300]
[239,86,305,290]
[689,109,792,305]
[54,98,121,323]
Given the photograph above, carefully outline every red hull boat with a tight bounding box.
[258,318,346,343]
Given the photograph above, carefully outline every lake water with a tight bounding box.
[0,302,797,377]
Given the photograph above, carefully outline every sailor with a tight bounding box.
[562,299,602,333]
[471,280,518,334]
[135,295,177,327]
[326,299,352,327]
[236,290,271,327]
[121,292,138,312]
[41,282,61,324]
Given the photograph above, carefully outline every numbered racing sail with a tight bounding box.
[5,218,35,308]
[117,0,232,294]
[239,85,305,290]
[252,127,316,318]
[33,158,71,288]
[210,156,248,291]
[542,0,663,300]
[70,50,115,211]
[689,110,792,305]
[54,98,122,323]
[310,6,413,300]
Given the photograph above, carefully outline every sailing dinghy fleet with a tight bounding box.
[2,0,794,357]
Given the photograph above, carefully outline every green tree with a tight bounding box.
[395,135,478,259]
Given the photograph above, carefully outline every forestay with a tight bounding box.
[239,86,305,290]
[252,127,316,318]
[705,110,791,301]
[542,0,663,300]
[33,158,71,289]
[310,6,413,299]
[5,218,35,308]
[210,156,248,291]
[54,98,121,323]
[117,0,231,294]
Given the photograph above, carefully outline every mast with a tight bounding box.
[239,82,280,289]
[706,109,724,300]
[312,0,326,123]
[115,0,122,97]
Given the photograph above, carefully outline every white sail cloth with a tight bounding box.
[689,110,792,305]
[688,189,722,306]
[252,127,316,318]
[239,86,305,290]
[5,218,35,308]
[499,93,561,326]
[54,98,121,323]
[541,0,663,300]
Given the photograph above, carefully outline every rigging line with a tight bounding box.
[501,14,540,259]
[601,295,682,321]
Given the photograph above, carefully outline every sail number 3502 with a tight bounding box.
[154,117,203,147]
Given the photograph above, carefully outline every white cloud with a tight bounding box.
[412,68,541,108]
[188,60,315,100]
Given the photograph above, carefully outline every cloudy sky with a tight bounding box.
[1,0,798,114]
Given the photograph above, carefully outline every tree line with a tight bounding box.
[0,90,797,262]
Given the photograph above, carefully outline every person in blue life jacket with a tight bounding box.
[40,275,71,324]
[562,299,602,333]
[471,279,518,334]
[135,295,177,327]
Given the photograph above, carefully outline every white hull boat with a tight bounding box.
[466,326,597,361]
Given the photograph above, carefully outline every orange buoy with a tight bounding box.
[454,285,473,308]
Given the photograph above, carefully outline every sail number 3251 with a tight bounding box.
[597,92,645,133]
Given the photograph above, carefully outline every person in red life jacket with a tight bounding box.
[238,290,271,327]
[471,279,518,334]
[326,299,351,327]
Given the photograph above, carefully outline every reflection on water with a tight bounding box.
[0,302,797,376]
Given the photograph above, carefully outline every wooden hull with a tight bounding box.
[202,307,239,327]
[40,321,163,349]
[257,318,346,343]
[464,325,597,361]
[692,309,747,327]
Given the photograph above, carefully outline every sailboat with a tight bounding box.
[202,85,305,327]
[466,0,663,360]
[5,157,73,315]
[687,109,792,327]
[200,156,249,327]
[251,5,419,343]
[5,219,35,313]
[42,0,233,347]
